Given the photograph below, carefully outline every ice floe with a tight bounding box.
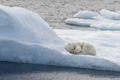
[74,10,99,19]
[0,5,120,72]
[65,9,120,30]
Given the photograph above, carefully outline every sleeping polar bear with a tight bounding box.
[64,41,96,55]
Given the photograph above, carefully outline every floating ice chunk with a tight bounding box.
[100,9,120,20]
[1,38,120,72]
[91,22,120,30]
[65,18,100,27]
[65,16,120,30]
[1,5,120,72]
[117,11,120,14]
[65,18,94,27]
[74,10,99,19]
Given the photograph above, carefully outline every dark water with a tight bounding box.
[0,61,120,80]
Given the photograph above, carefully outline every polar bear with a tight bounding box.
[64,41,96,55]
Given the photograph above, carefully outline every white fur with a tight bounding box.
[64,41,96,55]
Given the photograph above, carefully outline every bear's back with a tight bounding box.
[82,42,96,55]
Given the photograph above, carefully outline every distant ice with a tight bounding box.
[91,22,120,30]
[74,10,99,19]
[117,11,120,14]
[0,5,120,72]
[100,9,120,20]
[65,9,120,30]
[65,18,92,27]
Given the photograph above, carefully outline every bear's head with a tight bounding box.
[64,42,81,55]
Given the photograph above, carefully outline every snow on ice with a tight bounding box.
[100,9,120,20]
[0,5,120,72]
[74,10,99,19]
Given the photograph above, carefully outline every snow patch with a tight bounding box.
[55,29,120,71]
[0,5,62,44]
[74,10,99,19]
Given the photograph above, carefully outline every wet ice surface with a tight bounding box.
[55,29,120,71]
[0,61,120,80]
